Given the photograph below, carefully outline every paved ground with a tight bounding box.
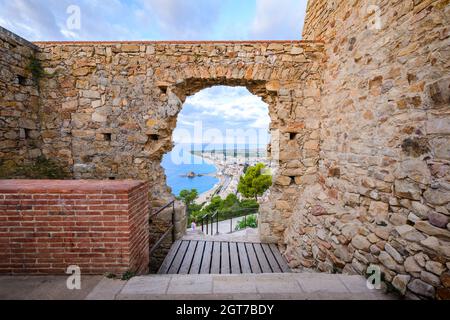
[0,275,104,300]
[183,227,260,242]
[89,273,397,300]
[0,273,398,300]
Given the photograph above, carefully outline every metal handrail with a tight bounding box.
[229,212,258,234]
[149,200,176,262]
[200,211,219,236]
[210,211,219,235]
[149,226,173,257]
[150,200,175,219]
[199,207,259,236]
[201,212,209,234]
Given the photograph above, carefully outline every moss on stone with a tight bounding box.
[0,156,69,179]
[401,137,430,157]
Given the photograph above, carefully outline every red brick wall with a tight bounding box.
[0,180,150,275]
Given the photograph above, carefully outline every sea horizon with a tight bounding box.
[162,144,268,196]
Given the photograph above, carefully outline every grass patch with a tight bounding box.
[235,214,258,231]
[121,271,136,281]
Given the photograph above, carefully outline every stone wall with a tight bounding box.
[0,27,43,169]
[0,179,149,275]
[30,40,324,242]
[281,0,449,299]
[0,0,448,299]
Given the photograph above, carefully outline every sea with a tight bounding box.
[162,149,219,197]
[161,143,267,197]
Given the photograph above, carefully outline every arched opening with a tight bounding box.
[162,84,272,239]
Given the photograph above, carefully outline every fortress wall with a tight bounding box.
[283,0,449,299]
[0,27,43,171]
[32,40,324,241]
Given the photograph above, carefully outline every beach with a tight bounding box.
[194,152,273,205]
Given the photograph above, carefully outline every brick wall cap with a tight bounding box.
[0,179,147,194]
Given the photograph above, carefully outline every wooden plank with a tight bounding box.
[158,240,182,274]
[167,240,189,274]
[189,241,205,274]
[253,243,272,273]
[199,241,213,274]
[237,243,252,273]
[269,243,291,273]
[220,242,230,274]
[245,242,261,274]
[229,242,241,274]
[178,241,197,274]
[261,243,282,273]
[210,241,221,274]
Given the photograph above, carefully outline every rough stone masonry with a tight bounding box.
[0,0,449,299]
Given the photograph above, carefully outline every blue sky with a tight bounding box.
[0,0,307,147]
[0,0,308,41]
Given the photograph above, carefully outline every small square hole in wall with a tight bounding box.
[17,75,26,85]
[289,132,297,140]
[158,86,168,94]
[103,133,112,141]
[24,128,31,139]
[148,134,159,141]
[108,176,116,180]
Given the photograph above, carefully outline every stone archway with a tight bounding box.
[34,40,324,243]
[143,55,325,243]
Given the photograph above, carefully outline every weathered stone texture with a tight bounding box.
[30,40,324,241]
[0,0,448,300]
[282,0,449,300]
[0,27,43,167]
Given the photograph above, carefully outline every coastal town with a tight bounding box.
[190,149,274,205]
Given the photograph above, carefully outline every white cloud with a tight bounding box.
[0,0,62,40]
[0,0,146,41]
[250,0,308,39]
[137,0,223,39]
[185,86,270,123]
[0,0,308,41]
[173,86,270,145]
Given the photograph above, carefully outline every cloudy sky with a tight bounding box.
[0,0,308,41]
[173,86,270,147]
[0,0,308,147]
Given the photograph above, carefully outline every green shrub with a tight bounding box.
[121,270,136,280]
[235,214,258,231]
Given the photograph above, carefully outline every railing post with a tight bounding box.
[210,214,213,236]
[216,211,219,235]
[230,217,232,233]
[206,216,209,235]
[172,201,176,241]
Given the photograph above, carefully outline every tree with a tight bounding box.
[237,163,272,201]
[177,189,199,212]
[223,193,240,209]
[202,196,222,214]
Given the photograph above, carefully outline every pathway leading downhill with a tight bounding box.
[158,240,290,275]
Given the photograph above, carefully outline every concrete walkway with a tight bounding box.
[183,227,261,242]
[87,273,396,300]
[0,273,398,300]
[0,275,104,300]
